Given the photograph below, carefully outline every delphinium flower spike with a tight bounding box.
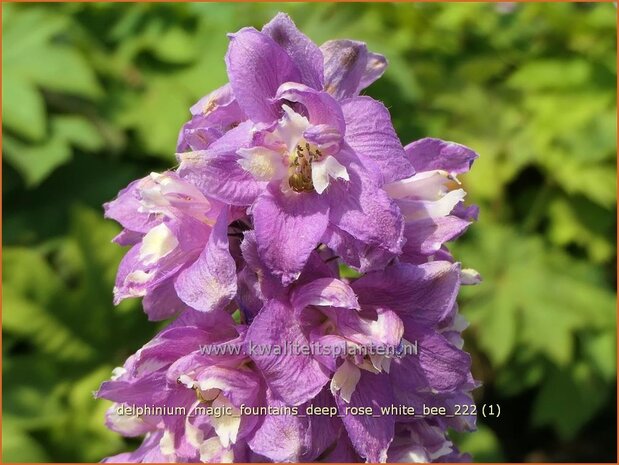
[97,13,480,463]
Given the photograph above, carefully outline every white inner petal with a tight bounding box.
[139,223,179,265]
[330,360,361,403]
[210,395,241,448]
[107,404,147,436]
[185,403,206,449]
[159,429,176,459]
[369,354,392,374]
[275,104,311,153]
[237,147,287,181]
[397,188,467,221]
[110,366,127,380]
[460,268,482,285]
[311,155,349,194]
[123,270,153,295]
[384,170,452,200]
[138,171,215,225]
[200,437,234,463]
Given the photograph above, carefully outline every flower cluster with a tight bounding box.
[97,13,480,463]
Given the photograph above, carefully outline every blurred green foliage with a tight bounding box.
[3,2,616,462]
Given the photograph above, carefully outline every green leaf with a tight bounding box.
[452,424,505,462]
[3,248,96,361]
[5,7,101,98]
[2,420,49,462]
[3,354,66,430]
[3,134,72,187]
[582,330,617,382]
[14,46,102,99]
[507,59,591,90]
[3,8,67,62]
[548,197,615,263]
[3,286,96,362]
[152,27,197,64]
[457,225,615,367]
[3,246,62,300]
[119,76,193,157]
[3,6,106,184]
[4,115,107,187]
[533,363,608,440]
[494,349,546,396]
[52,116,105,152]
[2,69,47,140]
[550,160,616,208]
[57,366,127,462]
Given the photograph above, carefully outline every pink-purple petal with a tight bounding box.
[359,51,388,91]
[401,216,472,263]
[352,261,461,327]
[247,390,310,462]
[336,371,395,462]
[174,209,237,313]
[321,40,369,100]
[291,277,360,311]
[245,299,330,406]
[143,278,188,321]
[178,121,266,206]
[405,137,479,175]
[275,83,345,134]
[253,186,329,284]
[342,96,414,184]
[226,27,301,122]
[262,13,324,90]
[326,153,404,266]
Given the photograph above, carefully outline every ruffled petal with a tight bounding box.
[253,185,329,284]
[401,216,472,263]
[341,96,414,184]
[226,27,301,122]
[247,390,310,462]
[405,137,479,175]
[113,242,186,304]
[390,327,471,394]
[333,306,404,350]
[326,152,404,267]
[195,366,262,407]
[276,83,345,134]
[143,278,188,321]
[96,372,168,405]
[104,177,158,235]
[352,261,461,327]
[262,13,324,90]
[359,51,388,91]
[104,404,157,437]
[178,121,267,206]
[291,277,360,311]
[336,371,394,462]
[245,299,330,405]
[178,84,246,152]
[174,209,237,313]
[189,83,238,117]
[321,40,369,100]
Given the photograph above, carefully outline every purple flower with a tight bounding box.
[100,12,480,464]
[105,171,239,319]
[238,233,475,462]
[176,13,412,283]
[177,84,245,153]
[96,310,262,462]
[383,138,480,266]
